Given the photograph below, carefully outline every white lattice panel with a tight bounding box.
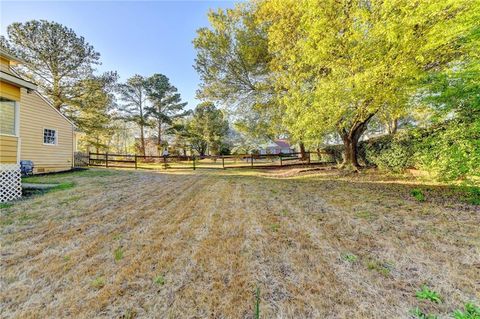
[0,164,22,202]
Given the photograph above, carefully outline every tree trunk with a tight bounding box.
[340,115,374,169]
[157,121,162,155]
[299,141,306,159]
[140,125,146,157]
[341,134,360,168]
[388,119,398,135]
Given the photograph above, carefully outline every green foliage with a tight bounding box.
[365,134,413,172]
[453,303,480,319]
[255,286,260,319]
[410,307,438,319]
[3,20,100,110]
[187,102,229,155]
[259,0,478,166]
[145,73,188,151]
[464,187,480,205]
[113,247,123,262]
[341,253,358,263]
[0,203,13,209]
[411,189,426,202]
[91,276,105,289]
[154,275,165,286]
[416,286,441,303]
[413,121,480,182]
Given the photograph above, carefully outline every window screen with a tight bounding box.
[43,128,57,144]
[0,99,16,135]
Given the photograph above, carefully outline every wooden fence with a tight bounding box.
[84,151,335,170]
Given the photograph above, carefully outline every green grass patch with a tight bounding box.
[411,189,426,202]
[113,247,123,261]
[91,276,105,289]
[270,223,280,232]
[341,253,358,263]
[410,307,438,319]
[0,203,13,209]
[453,303,480,319]
[154,275,165,286]
[416,286,442,303]
[366,259,393,276]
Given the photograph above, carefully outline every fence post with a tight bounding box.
[251,154,254,168]
[88,151,91,166]
[192,156,196,170]
[105,152,109,168]
[222,156,225,169]
[308,152,311,165]
[163,156,167,170]
[134,154,138,169]
[280,155,283,167]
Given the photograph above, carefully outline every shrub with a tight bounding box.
[364,133,413,172]
[411,189,426,202]
[415,286,441,303]
[453,303,480,319]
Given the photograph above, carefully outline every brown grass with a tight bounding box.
[1,168,479,318]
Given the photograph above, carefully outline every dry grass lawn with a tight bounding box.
[1,168,479,318]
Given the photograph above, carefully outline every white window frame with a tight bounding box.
[43,127,58,146]
[0,100,19,137]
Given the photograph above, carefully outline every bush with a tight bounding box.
[414,120,480,182]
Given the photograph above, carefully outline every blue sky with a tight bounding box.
[0,0,237,109]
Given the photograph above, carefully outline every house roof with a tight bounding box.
[274,139,292,149]
[7,67,76,127]
[0,48,25,65]
[0,70,37,91]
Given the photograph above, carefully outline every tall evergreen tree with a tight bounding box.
[145,74,188,152]
[117,75,150,156]
[3,20,100,110]
[187,102,229,155]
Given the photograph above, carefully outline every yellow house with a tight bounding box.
[1,49,76,202]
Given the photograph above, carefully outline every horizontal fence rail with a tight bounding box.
[86,151,336,171]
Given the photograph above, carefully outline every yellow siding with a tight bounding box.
[0,80,21,101]
[0,57,11,74]
[19,89,74,173]
[0,135,18,163]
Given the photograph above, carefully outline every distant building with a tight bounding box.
[259,139,294,154]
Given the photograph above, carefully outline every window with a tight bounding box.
[0,98,16,135]
[43,128,57,145]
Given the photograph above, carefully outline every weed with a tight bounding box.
[341,253,358,263]
[366,259,392,276]
[410,307,438,319]
[270,223,280,232]
[113,233,123,240]
[464,187,480,205]
[0,218,14,226]
[114,247,124,261]
[255,287,260,319]
[91,276,105,289]
[154,275,165,286]
[416,286,441,303]
[0,203,13,209]
[63,255,71,262]
[453,303,480,319]
[411,189,426,202]
[280,209,289,217]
